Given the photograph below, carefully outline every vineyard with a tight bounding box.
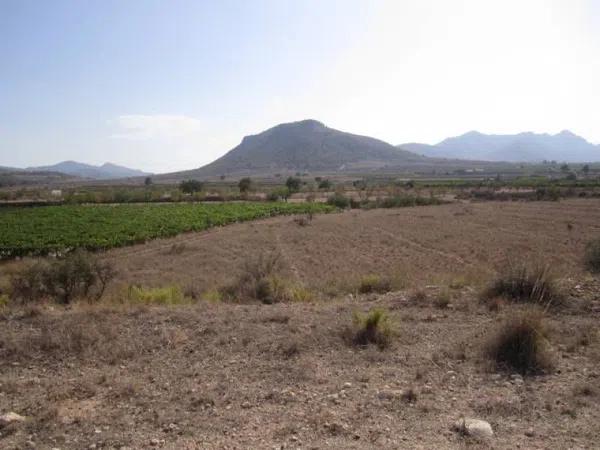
[0,202,333,257]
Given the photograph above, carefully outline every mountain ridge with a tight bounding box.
[399,130,600,162]
[174,119,427,178]
[27,161,151,179]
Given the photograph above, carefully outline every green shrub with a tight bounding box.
[318,179,333,190]
[361,195,442,210]
[347,309,393,350]
[10,251,116,305]
[285,177,302,193]
[267,187,290,202]
[238,177,252,193]
[125,285,188,305]
[481,264,563,308]
[327,193,351,209]
[485,310,555,375]
[358,275,392,294]
[179,179,204,194]
[584,239,600,273]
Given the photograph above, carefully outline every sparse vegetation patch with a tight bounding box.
[485,310,555,375]
[583,238,600,273]
[346,309,393,350]
[358,275,393,294]
[10,251,115,305]
[124,285,190,305]
[481,263,563,308]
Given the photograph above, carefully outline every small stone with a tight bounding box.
[454,418,494,438]
[0,412,26,427]
[343,382,352,389]
[241,401,252,409]
[525,428,535,437]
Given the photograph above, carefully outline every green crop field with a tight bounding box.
[0,202,333,257]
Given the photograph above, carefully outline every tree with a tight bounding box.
[286,176,302,193]
[318,179,332,190]
[268,187,290,202]
[238,177,252,193]
[179,179,204,194]
[144,176,153,186]
[560,163,570,173]
[582,164,590,175]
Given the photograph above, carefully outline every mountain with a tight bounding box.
[0,166,21,173]
[174,119,426,178]
[28,161,151,179]
[399,130,600,162]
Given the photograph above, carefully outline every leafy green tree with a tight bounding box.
[144,176,153,186]
[286,176,302,193]
[582,164,590,175]
[238,177,252,193]
[318,179,332,189]
[179,179,204,193]
[268,187,290,202]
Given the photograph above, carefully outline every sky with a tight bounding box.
[1,0,599,173]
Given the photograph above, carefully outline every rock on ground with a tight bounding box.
[454,418,494,438]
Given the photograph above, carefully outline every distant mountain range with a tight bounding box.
[170,119,426,178]
[26,161,151,179]
[399,130,600,162]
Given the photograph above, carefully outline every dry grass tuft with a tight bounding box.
[345,309,393,350]
[485,310,555,375]
[481,263,564,308]
[358,275,393,294]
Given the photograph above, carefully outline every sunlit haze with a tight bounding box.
[1,0,599,172]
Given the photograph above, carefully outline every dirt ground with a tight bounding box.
[1,199,600,449]
[103,198,600,295]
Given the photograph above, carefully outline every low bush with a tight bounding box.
[10,251,116,305]
[346,309,393,350]
[481,263,563,308]
[220,252,292,304]
[364,195,443,209]
[358,275,393,294]
[485,310,555,375]
[125,285,189,305]
[583,238,600,273]
[327,193,351,209]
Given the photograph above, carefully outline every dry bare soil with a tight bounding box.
[1,199,600,449]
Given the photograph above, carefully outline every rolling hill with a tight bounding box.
[28,161,151,179]
[399,130,600,162]
[170,119,426,178]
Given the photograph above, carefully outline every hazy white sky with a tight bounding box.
[1,0,599,172]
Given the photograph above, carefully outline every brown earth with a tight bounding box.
[1,199,600,449]
[103,198,600,296]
